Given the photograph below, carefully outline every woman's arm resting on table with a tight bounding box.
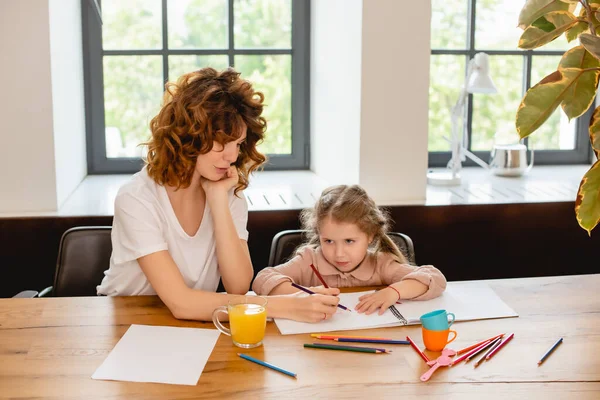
[138,250,340,322]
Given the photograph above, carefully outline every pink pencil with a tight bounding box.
[451,339,491,365]
[486,333,514,360]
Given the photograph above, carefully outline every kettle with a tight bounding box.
[488,143,534,177]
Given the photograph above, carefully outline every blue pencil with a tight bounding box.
[237,353,297,378]
[335,338,410,345]
[537,338,563,365]
[290,282,352,312]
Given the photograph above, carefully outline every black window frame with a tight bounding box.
[429,0,593,168]
[82,0,310,174]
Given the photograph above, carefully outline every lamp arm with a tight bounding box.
[448,60,475,174]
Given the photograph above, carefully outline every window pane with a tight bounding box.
[169,55,230,81]
[431,0,468,50]
[475,0,522,50]
[528,55,576,150]
[167,0,228,49]
[234,0,292,49]
[471,55,523,150]
[102,0,162,50]
[429,55,466,151]
[235,55,291,154]
[103,56,163,158]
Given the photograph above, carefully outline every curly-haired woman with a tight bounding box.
[97,68,340,323]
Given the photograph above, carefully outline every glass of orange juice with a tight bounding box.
[212,296,268,348]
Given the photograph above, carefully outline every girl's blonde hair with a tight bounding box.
[297,185,407,264]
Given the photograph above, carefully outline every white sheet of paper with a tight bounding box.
[92,324,220,386]
[273,282,518,335]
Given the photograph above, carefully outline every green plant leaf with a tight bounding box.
[518,0,572,29]
[516,68,587,138]
[519,12,577,49]
[558,46,600,119]
[589,106,600,158]
[566,21,589,42]
[580,33,600,60]
[575,160,600,235]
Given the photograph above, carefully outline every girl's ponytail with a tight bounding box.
[377,233,408,265]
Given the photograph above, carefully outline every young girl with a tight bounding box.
[252,185,447,316]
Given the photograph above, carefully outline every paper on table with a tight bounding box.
[273,282,518,335]
[92,324,220,386]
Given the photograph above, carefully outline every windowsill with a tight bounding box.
[0,165,591,217]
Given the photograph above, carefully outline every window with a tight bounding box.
[428,0,593,167]
[82,0,309,173]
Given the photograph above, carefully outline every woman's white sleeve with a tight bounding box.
[111,192,168,264]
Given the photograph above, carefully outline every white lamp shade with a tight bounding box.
[467,52,497,94]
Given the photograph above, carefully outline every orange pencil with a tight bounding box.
[309,264,329,288]
[311,334,390,340]
[451,340,491,365]
[457,333,505,355]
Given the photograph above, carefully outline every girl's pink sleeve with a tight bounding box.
[380,258,447,300]
[251,248,315,295]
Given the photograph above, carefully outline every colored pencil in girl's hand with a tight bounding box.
[309,264,329,288]
[291,282,351,312]
[304,343,391,354]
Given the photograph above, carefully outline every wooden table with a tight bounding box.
[0,274,599,399]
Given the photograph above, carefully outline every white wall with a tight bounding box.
[311,0,431,204]
[310,0,362,185]
[49,0,87,207]
[0,0,58,211]
[0,0,86,213]
[359,0,431,204]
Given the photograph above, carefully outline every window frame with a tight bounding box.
[82,0,310,174]
[429,0,593,168]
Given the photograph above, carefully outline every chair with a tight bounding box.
[267,229,416,267]
[14,226,112,298]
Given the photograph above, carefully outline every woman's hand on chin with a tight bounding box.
[201,166,238,202]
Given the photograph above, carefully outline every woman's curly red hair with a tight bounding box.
[144,67,267,194]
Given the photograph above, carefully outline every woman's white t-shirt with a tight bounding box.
[97,168,249,296]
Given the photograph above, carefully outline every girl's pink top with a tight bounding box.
[252,247,447,299]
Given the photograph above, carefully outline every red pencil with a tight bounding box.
[486,333,514,360]
[451,340,491,365]
[309,264,329,288]
[406,335,429,363]
[457,333,505,355]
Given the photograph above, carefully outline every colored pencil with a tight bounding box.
[457,333,505,355]
[291,282,351,312]
[309,264,329,288]
[406,335,430,363]
[486,332,514,360]
[473,337,503,367]
[304,343,391,354]
[466,338,498,362]
[237,353,297,378]
[451,340,491,365]
[311,334,390,340]
[537,337,563,365]
[335,338,410,345]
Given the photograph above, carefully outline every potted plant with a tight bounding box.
[516,0,600,234]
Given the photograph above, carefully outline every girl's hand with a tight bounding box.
[355,287,399,315]
[308,286,340,296]
[288,294,340,323]
[201,166,239,202]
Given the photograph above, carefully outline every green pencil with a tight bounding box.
[304,343,391,354]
